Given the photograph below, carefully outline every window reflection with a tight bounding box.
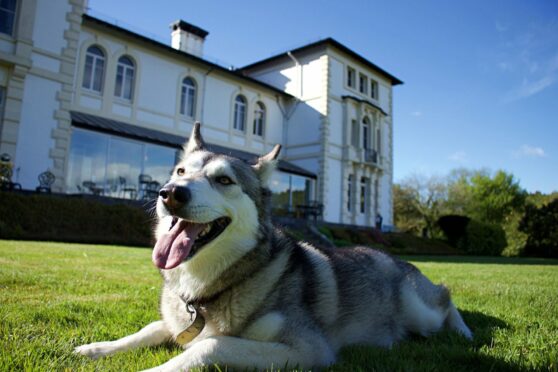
[269,171,314,214]
[67,128,177,198]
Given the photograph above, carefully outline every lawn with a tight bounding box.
[0,240,557,371]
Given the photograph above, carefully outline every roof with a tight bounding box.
[341,95,388,116]
[170,20,209,39]
[81,14,293,99]
[240,38,403,86]
[70,111,317,179]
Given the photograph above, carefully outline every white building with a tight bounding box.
[0,0,402,229]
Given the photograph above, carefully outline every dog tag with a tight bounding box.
[175,305,205,346]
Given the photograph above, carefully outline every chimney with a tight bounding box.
[170,20,209,58]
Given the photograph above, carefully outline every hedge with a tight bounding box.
[0,192,153,246]
[457,219,507,256]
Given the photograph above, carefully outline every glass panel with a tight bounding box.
[88,46,103,57]
[124,66,134,99]
[186,87,195,117]
[269,171,290,213]
[0,0,15,36]
[92,57,104,92]
[118,56,134,66]
[180,85,186,115]
[82,55,93,89]
[114,65,123,97]
[105,137,142,197]
[290,175,307,207]
[66,129,108,194]
[144,144,176,187]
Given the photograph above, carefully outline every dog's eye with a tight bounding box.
[216,176,234,185]
[176,168,185,176]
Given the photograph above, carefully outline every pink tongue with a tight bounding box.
[152,219,207,270]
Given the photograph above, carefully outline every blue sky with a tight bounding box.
[89,0,558,193]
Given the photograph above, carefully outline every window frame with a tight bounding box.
[180,77,197,118]
[347,66,356,88]
[82,45,106,94]
[0,0,17,36]
[347,174,353,212]
[114,55,135,102]
[233,95,247,132]
[362,117,370,150]
[359,73,368,95]
[370,79,379,100]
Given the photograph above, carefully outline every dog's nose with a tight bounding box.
[159,184,190,209]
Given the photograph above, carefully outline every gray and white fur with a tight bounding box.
[75,123,472,371]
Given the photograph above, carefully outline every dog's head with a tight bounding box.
[152,122,281,271]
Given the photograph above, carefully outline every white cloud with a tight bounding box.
[503,74,556,102]
[449,151,467,163]
[411,111,422,117]
[515,145,546,158]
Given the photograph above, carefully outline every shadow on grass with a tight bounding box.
[401,255,558,266]
[333,310,519,372]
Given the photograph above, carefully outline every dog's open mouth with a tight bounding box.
[152,216,231,270]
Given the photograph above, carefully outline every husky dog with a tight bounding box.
[75,123,472,371]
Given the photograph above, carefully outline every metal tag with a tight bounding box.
[175,304,205,346]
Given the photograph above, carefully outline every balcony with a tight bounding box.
[364,148,379,165]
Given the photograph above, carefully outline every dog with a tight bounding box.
[75,122,472,371]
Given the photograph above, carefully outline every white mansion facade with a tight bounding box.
[0,0,402,228]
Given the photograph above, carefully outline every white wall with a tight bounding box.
[15,75,59,188]
[32,0,72,54]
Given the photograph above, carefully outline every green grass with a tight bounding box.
[1,240,557,371]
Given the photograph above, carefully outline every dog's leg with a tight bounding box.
[75,320,171,359]
[141,335,335,372]
[445,302,473,339]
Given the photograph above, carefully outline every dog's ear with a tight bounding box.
[183,122,205,156]
[252,144,281,185]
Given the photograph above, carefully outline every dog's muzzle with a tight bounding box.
[159,183,190,211]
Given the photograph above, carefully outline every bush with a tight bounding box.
[457,219,507,256]
[437,215,470,246]
[0,192,153,246]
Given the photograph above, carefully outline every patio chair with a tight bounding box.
[36,171,55,193]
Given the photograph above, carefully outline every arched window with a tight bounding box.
[253,101,265,136]
[82,45,105,93]
[233,95,246,131]
[180,77,196,118]
[362,117,370,150]
[114,56,135,101]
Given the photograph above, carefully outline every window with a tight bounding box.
[67,128,177,197]
[0,0,17,36]
[351,119,358,147]
[359,73,368,94]
[0,87,5,121]
[233,95,246,131]
[269,171,314,213]
[82,45,105,93]
[376,127,381,158]
[362,117,370,150]
[347,66,355,88]
[347,175,353,212]
[253,101,265,136]
[360,177,369,214]
[114,56,135,101]
[370,80,378,99]
[180,77,196,118]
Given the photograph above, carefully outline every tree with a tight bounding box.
[520,198,558,257]
[393,174,447,237]
[466,170,527,225]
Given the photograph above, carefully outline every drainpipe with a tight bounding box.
[200,67,213,123]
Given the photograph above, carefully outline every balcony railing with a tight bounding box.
[364,149,378,164]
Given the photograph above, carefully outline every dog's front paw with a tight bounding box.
[74,341,118,359]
